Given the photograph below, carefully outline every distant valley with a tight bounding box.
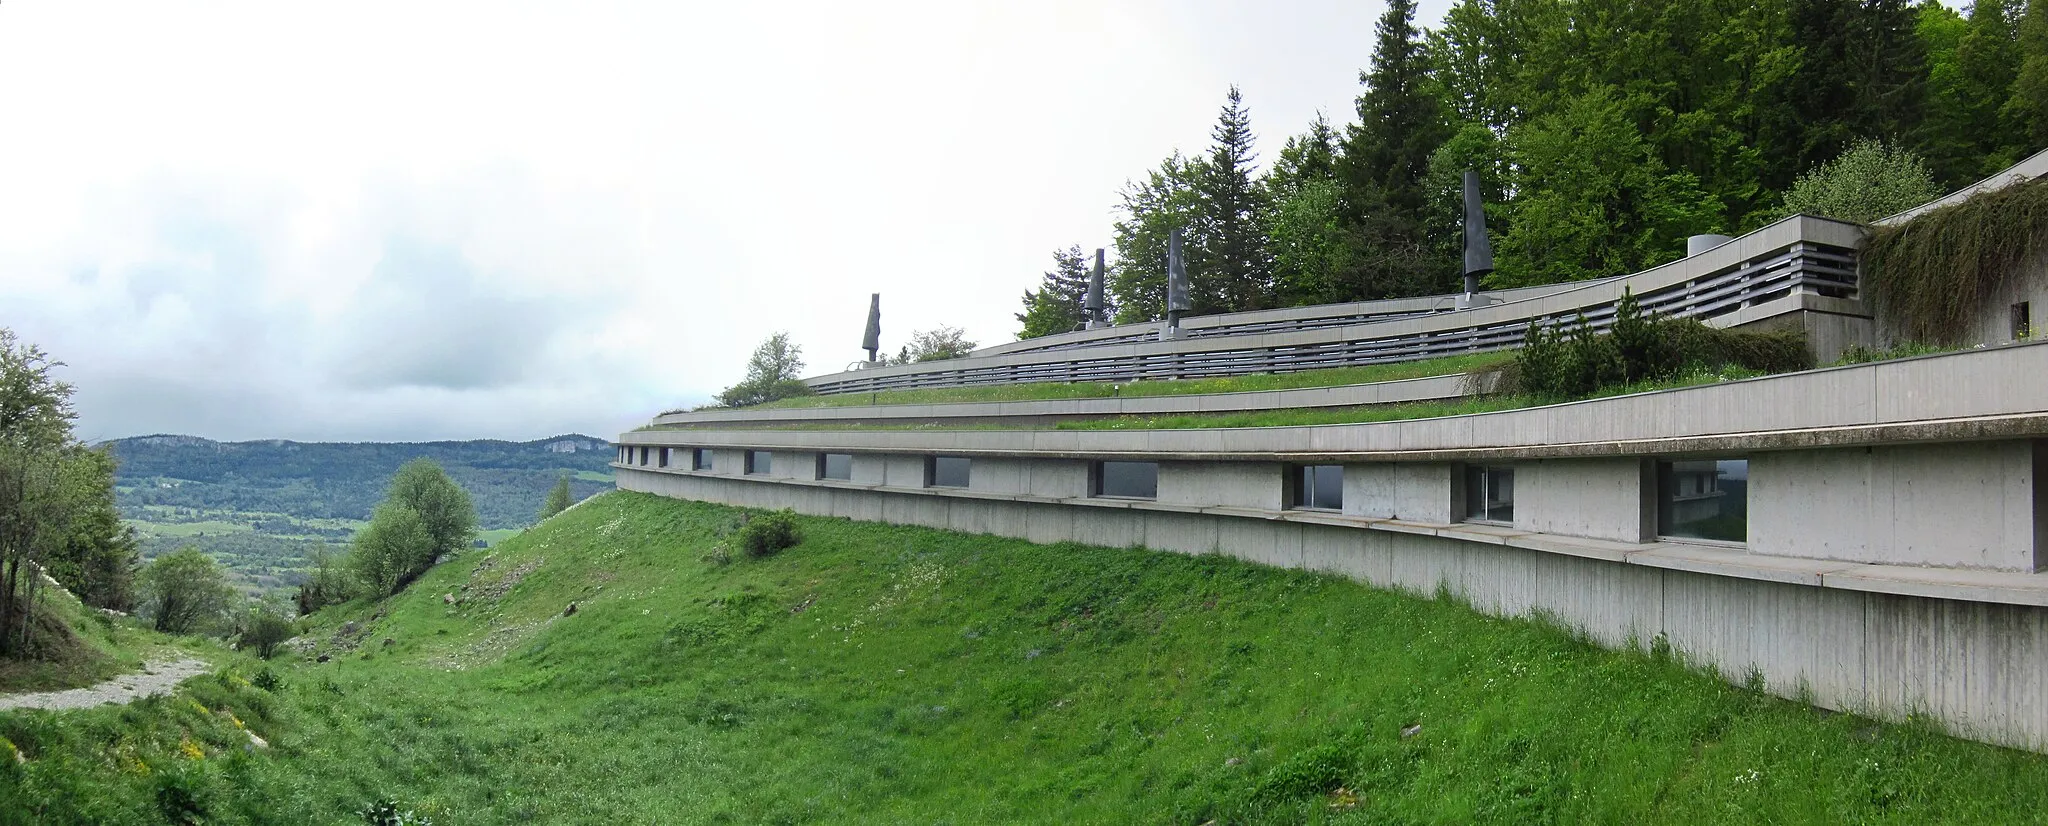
[103,433,617,597]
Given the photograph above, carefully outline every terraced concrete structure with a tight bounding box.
[620,151,2048,751]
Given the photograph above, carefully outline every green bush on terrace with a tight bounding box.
[1498,289,1812,400]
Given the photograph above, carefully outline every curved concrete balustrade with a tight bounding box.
[1876,145,2048,225]
[651,371,1490,429]
[968,279,1614,357]
[805,215,1863,395]
[631,340,2048,461]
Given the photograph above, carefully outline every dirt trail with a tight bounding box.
[0,657,210,712]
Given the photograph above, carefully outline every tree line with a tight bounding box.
[1017,0,2046,337]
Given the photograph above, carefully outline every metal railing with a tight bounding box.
[805,218,1861,395]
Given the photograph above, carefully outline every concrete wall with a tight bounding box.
[1160,461,1282,511]
[1515,458,1655,543]
[615,465,2048,752]
[1750,441,2041,571]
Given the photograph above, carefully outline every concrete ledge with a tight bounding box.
[614,462,2048,609]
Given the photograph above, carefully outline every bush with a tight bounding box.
[238,606,294,659]
[735,509,802,559]
[1499,290,1812,400]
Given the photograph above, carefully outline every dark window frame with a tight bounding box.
[1091,460,1159,499]
[2015,301,2033,340]
[1286,464,1344,511]
[745,450,772,475]
[693,449,714,471]
[1463,464,1515,524]
[657,447,670,468]
[926,455,971,488]
[1656,457,1749,545]
[819,452,853,481]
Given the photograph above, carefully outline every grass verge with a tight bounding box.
[4,491,2046,823]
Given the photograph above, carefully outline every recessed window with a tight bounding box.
[657,447,671,468]
[693,449,714,471]
[1464,465,1515,523]
[1658,459,1748,543]
[1288,464,1344,510]
[820,453,853,481]
[1092,461,1158,499]
[927,456,971,488]
[745,450,772,475]
[2014,301,2033,340]
[637,447,650,466]
[618,446,628,463]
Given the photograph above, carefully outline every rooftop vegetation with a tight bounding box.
[1863,175,2048,344]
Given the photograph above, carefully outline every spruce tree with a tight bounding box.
[1195,85,1273,314]
[2004,0,2048,153]
[1335,0,1453,300]
[1015,246,1094,339]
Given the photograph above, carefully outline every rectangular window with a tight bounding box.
[745,450,772,475]
[1288,464,1344,510]
[618,446,627,463]
[693,449,713,471]
[638,446,650,466]
[1658,459,1748,543]
[1464,465,1515,523]
[657,447,670,468]
[819,453,853,481]
[2014,301,2033,340]
[927,456,971,488]
[1092,460,1158,499]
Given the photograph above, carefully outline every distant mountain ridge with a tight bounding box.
[105,434,616,529]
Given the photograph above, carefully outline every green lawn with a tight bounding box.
[7,491,2047,823]
[701,351,1513,412]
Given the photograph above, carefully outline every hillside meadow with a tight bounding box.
[5,491,2048,824]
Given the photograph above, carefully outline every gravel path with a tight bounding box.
[0,657,211,712]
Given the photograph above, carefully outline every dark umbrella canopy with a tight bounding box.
[862,293,881,360]
[1462,169,1495,292]
[1085,248,1106,323]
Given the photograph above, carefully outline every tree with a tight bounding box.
[294,545,356,616]
[47,446,138,612]
[537,474,574,521]
[1769,0,1928,190]
[1194,85,1274,313]
[892,326,979,364]
[237,602,294,659]
[139,548,235,634]
[1335,0,1454,300]
[1779,138,1943,223]
[1016,246,1094,339]
[1109,152,1207,322]
[2004,0,2048,152]
[350,501,431,597]
[1923,0,2020,183]
[715,332,813,408]
[1495,86,1720,286]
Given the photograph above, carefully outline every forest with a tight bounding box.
[1017,0,2047,337]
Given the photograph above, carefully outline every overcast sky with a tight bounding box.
[0,0,1455,443]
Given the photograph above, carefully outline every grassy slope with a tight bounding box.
[5,491,2048,824]
[0,582,151,694]
[730,352,1511,411]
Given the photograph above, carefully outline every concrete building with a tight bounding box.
[617,150,2048,752]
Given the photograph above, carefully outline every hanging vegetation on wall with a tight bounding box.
[1862,176,2048,344]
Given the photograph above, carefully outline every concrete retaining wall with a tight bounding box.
[616,465,2048,752]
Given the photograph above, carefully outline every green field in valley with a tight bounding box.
[6,491,2047,824]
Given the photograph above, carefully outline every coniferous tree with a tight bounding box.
[538,474,573,521]
[1930,0,2021,181]
[1015,246,1094,338]
[1770,0,1929,191]
[1195,85,1273,314]
[1338,0,1453,300]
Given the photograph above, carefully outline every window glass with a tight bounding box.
[929,456,970,487]
[638,447,650,466]
[658,447,670,468]
[1465,465,1515,522]
[1659,459,1748,542]
[820,453,853,480]
[693,449,713,471]
[1290,465,1344,510]
[1095,461,1158,499]
[746,450,772,475]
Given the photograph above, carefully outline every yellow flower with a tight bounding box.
[179,738,205,761]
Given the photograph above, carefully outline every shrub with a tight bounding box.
[238,606,294,660]
[735,509,802,559]
[1500,293,1812,401]
[251,667,284,692]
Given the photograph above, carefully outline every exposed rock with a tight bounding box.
[339,621,361,636]
[563,602,578,617]
[444,593,456,605]
[1224,757,1243,768]
[316,654,331,663]
[1400,724,1423,739]
[244,731,269,751]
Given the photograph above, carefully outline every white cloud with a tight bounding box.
[0,0,1450,442]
